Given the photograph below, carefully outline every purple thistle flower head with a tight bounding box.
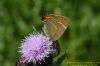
[19,32,55,64]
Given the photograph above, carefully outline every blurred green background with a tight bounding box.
[0,0,100,66]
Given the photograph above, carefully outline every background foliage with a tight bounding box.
[0,0,100,66]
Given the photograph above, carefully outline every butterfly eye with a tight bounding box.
[42,16,46,21]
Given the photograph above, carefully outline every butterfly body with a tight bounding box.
[42,14,69,41]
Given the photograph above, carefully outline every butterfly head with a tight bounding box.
[42,16,54,23]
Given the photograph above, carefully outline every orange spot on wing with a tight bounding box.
[61,20,68,27]
[58,17,69,27]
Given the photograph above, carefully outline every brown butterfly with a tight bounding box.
[42,14,69,41]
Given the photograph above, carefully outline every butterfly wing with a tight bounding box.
[43,20,58,40]
[43,15,69,41]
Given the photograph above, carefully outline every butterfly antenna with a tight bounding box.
[45,8,49,16]
[41,8,49,21]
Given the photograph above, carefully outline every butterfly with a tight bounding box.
[42,14,69,41]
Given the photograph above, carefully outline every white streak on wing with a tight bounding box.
[49,21,58,30]
[58,22,66,29]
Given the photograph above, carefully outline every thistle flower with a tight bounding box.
[19,32,55,64]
